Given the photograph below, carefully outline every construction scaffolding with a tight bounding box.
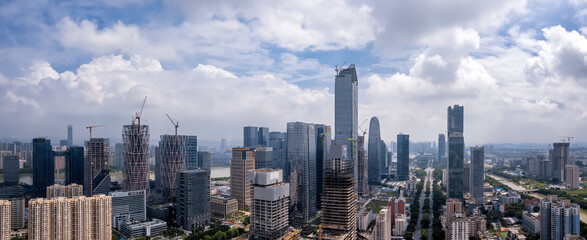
[159,135,186,201]
[123,124,150,191]
[321,155,357,240]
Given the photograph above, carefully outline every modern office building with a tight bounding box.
[335,64,358,187]
[184,136,198,170]
[159,134,186,200]
[244,126,259,147]
[3,155,19,186]
[230,148,255,211]
[380,140,388,175]
[176,169,211,230]
[46,184,84,199]
[84,138,111,196]
[67,124,73,148]
[269,131,287,170]
[321,144,357,240]
[374,207,391,240]
[254,147,273,169]
[565,165,580,189]
[120,218,167,239]
[0,200,10,239]
[197,150,211,170]
[470,146,485,202]
[154,146,162,192]
[397,134,410,181]
[33,138,54,198]
[114,143,124,169]
[249,169,290,240]
[447,105,465,199]
[540,195,581,240]
[65,146,85,186]
[28,194,112,240]
[210,195,238,219]
[123,124,150,191]
[438,133,446,163]
[357,135,368,196]
[110,190,147,229]
[286,122,317,227]
[464,161,470,193]
[258,127,269,147]
[551,142,570,183]
[315,124,331,209]
[368,117,382,183]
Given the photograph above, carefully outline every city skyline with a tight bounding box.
[1,1,587,144]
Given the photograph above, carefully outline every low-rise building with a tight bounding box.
[498,191,520,205]
[120,219,167,238]
[210,195,238,219]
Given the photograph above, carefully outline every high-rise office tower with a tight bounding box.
[540,195,581,240]
[244,126,259,147]
[321,144,357,240]
[357,136,368,196]
[65,146,84,186]
[565,165,580,189]
[113,143,124,169]
[269,132,287,170]
[110,190,147,230]
[397,134,410,181]
[380,140,388,175]
[438,133,446,163]
[470,146,485,203]
[368,117,382,183]
[47,184,84,199]
[373,207,391,240]
[0,200,10,239]
[220,138,227,152]
[154,146,162,192]
[184,136,198,170]
[123,124,150,191]
[249,169,290,240]
[258,127,269,147]
[286,122,317,227]
[447,105,465,199]
[551,142,570,183]
[254,147,273,169]
[464,160,470,193]
[85,138,111,196]
[159,134,186,200]
[67,124,73,148]
[3,155,19,186]
[197,151,211,170]
[33,138,54,198]
[230,148,255,211]
[335,64,358,188]
[28,194,112,240]
[176,169,211,230]
[315,124,331,209]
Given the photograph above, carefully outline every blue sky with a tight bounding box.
[1,0,587,146]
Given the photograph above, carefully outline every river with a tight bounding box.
[487,174,587,223]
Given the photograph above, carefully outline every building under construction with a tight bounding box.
[85,138,111,196]
[356,136,368,196]
[123,124,150,191]
[321,144,357,240]
[249,168,290,240]
[159,134,186,201]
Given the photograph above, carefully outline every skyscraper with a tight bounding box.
[551,142,570,183]
[85,138,111,196]
[357,135,368,196]
[315,124,331,209]
[176,169,211,230]
[397,134,410,181]
[113,143,124,169]
[197,150,211,170]
[243,126,259,147]
[67,124,73,148]
[269,131,287,170]
[373,207,391,240]
[249,169,290,240]
[335,64,358,187]
[123,124,150,191]
[47,184,84,199]
[33,138,54,198]
[184,136,198,170]
[368,117,382,183]
[438,133,446,163]
[0,200,10,239]
[565,165,580,189]
[3,155,19,186]
[230,148,255,211]
[159,134,186,200]
[258,127,269,147]
[380,140,388,175]
[470,146,485,202]
[321,144,357,240]
[540,195,581,240]
[286,122,317,227]
[447,105,465,199]
[254,147,273,169]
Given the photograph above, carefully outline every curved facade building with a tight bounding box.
[368,117,381,183]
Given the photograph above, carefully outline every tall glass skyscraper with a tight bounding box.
[33,138,54,198]
[286,122,316,227]
[368,117,381,183]
[315,124,331,210]
[243,126,258,147]
[438,133,446,163]
[184,136,198,170]
[447,105,465,199]
[470,146,484,202]
[65,146,84,186]
[67,124,73,148]
[335,64,358,187]
[397,134,410,181]
[258,127,269,147]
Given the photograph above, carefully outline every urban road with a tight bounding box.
[415,159,434,240]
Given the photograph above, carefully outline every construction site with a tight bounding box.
[123,97,151,191]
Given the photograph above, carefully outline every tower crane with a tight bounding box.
[86,125,105,139]
[358,118,369,137]
[559,136,574,143]
[335,61,347,75]
[166,114,179,136]
[132,96,147,126]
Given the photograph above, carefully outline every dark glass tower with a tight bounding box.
[470,146,485,202]
[367,117,381,183]
[258,127,269,147]
[67,124,73,148]
[447,105,465,199]
[397,134,410,181]
[438,133,446,163]
[33,138,54,198]
[184,136,198,170]
[335,64,358,186]
[315,124,331,210]
[65,146,85,186]
[243,126,258,147]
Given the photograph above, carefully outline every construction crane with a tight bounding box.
[86,125,105,139]
[559,136,574,143]
[335,61,347,75]
[131,96,147,126]
[165,114,179,136]
[358,118,369,137]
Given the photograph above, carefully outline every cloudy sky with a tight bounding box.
[1,0,586,146]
